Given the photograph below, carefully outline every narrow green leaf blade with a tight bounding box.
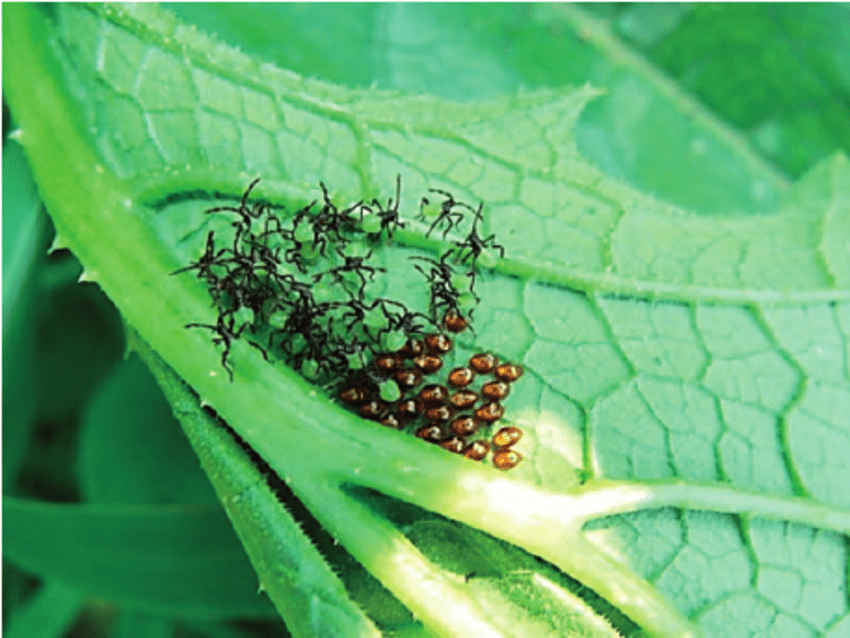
[2,496,273,619]
[139,338,384,638]
[78,354,219,505]
[3,581,86,638]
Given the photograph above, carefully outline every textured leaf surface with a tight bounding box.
[4,4,849,638]
[167,3,791,217]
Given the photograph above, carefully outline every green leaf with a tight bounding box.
[597,3,850,178]
[2,138,46,489]
[2,496,274,618]
[138,336,387,638]
[113,612,174,638]
[4,4,849,638]
[166,3,791,216]
[3,581,86,638]
[78,353,219,505]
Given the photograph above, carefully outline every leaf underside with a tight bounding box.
[3,4,849,638]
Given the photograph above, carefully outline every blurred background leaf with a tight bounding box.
[587,3,850,178]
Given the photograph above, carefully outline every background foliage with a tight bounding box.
[4,4,849,638]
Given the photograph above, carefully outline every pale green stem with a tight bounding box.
[287,476,508,638]
[569,480,850,535]
[553,536,702,638]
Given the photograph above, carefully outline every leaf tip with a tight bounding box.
[48,234,68,254]
[78,269,98,283]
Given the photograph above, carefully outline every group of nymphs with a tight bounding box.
[176,176,525,470]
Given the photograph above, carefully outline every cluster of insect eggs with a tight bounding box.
[339,311,525,470]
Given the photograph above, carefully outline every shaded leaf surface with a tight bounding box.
[2,139,45,489]
[78,354,219,505]
[593,3,850,178]
[2,497,274,618]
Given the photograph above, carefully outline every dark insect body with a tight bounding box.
[413,354,443,375]
[185,313,268,381]
[418,384,450,405]
[492,426,523,448]
[474,402,505,424]
[481,380,510,402]
[492,449,522,470]
[411,252,465,326]
[424,333,453,355]
[416,424,444,443]
[469,352,498,374]
[447,367,475,388]
[204,177,264,228]
[367,174,407,241]
[494,363,524,383]
[308,182,362,253]
[313,246,386,298]
[463,440,490,461]
[418,187,475,239]
[449,389,479,410]
[170,230,228,280]
[453,202,506,296]
[450,415,479,437]
[335,297,424,347]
